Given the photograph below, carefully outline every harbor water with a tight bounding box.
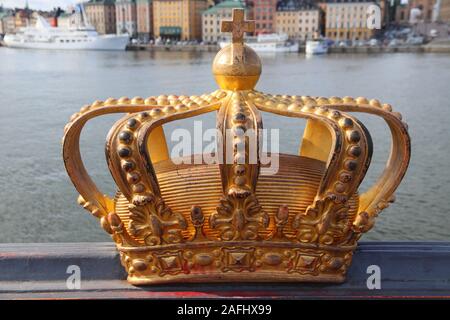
[0,47,449,242]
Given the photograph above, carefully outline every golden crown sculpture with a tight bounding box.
[62,9,410,285]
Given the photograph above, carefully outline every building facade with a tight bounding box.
[0,13,5,34]
[153,0,208,41]
[116,0,137,36]
[276,2,321,40]
[394,0,436,24]
[136,0,152,41]
[0,6,13,34]
[84,0,116,34]
[439,0,450,22]
[0,10,14,35]
[202,0,246,43]
[14,9,32,29]
[56,13,73,29]
[3,15,15,34]
[248,0,278,33]
[325,1,377,41]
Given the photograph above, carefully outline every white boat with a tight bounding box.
[3,9,129,51]
[220,33,298,53]
[305,40,328,55]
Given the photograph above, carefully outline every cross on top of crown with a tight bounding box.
[221,8,255,44]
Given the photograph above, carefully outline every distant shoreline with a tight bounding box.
[127,43,450,54]
[2,41,449,54]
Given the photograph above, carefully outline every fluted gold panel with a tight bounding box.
[115,154,359,243]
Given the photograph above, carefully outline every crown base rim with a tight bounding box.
[118,242,354,286]
[127,272,346,286]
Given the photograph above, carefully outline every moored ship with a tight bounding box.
[3,7,129,51]
[220,33,298,53]
[305,39,329,55]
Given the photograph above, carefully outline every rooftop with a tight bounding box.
[203,0,246,15]
[85,0,116,5]
[321,0,379,3]
[277,0,318,11]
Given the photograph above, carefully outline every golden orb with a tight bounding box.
[212,44,261,91]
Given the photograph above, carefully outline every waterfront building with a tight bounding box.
[0,14,5,35]
[394,0,436,24]
[2,15,15,34]
[0,6,12,34]
[14,8,32,29]
[116,0,137,37]
[56,13,74,29]
[0,10,14,35]
[84,0,117,34]
[136,0,153,41]
[153,0,208,41]
[275,1,321,40]
[439,0,450,22]
[248,0,278,33]
[325,1,378,41]
[202,0,247,43]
